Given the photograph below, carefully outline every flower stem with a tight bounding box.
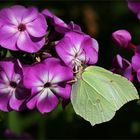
[38,115,46,139]
[8,111,21,134]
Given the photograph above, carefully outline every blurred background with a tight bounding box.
[1,0,140,139]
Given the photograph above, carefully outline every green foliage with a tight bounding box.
[71,66,139,126]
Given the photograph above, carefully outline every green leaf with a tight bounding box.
[71,66,139,126]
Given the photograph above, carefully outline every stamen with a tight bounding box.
[18,23,26,32]
[10,81,17,88]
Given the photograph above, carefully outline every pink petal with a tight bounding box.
[10,5,27,23]
[52,84,71,99]
[55,37,76,68]
[65,32,85,50]
[0,25,19,50]
[22,7,38,24]
[0,93,11,112]
[26,14,47,37]
[9,92,24,111]
[132,53,140,71]
[81,37,98,64]
[26,94,39,110]
[137,69,140,82]
[43,58,74,83]
[0,8,18,25]
[37,89,59,114]
[17,31,45,53]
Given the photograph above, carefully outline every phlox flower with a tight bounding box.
[0,5,47,53]
[0,58,29,112]
[111,54,133,81]
[23,58,73,114]
[131,45,140,82]
[55,31,99,71]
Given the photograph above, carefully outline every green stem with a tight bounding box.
[8,111,21,134]
[38,115,46,140]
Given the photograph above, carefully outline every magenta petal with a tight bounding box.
[52,84,71,99]
[65,32,85,49]
[128,0,140,19]
[9,93,24,111]
[23,65,45,89]
[81,37,98,64]
[37,89,59,114]
[10,5,27,23]
[26,94,39,110]
[43,58,74,83]
[68,21,82,32]
[0,8,18,25]
[137,69,140,82]
[112,54,133,81]
[22,7,38,23]
[112,29,132,48]
[0,59,18,81]
[0,93,11,112]
[17,31,45,53]
[113,54,123,68]
[124,67,133,81]
[42,9,54,18]
[56,32,99,68]
[26,14,47,37]
[55,37,75,68]
[132,53,140,71]
[0,25,19,50]
[42,9,68,33]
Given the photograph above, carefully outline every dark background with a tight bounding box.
[1,0,140,139]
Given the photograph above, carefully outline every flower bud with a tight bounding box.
[112,29,132,48]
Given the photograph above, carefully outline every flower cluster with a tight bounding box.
[0,5,99,113]
[111,0,140,82]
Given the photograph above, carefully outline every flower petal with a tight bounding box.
[81,37,98,64]
[26,14,47,37]
[23,65,45,89]
[22,7,38,23]
[65,32,85,51]
[43,58,74,83]
[9,92,25,111]
[17,31,45,53]
[37,89,59,114]
[10,5,27,23]
[112,29,132,48]
[0,93,11,112]
[128,0,140,19]
[132,53,140,71]
[26,94,39,110]
[52,84,71,99]
[0,25,19,50]
[55,37,76,68]
[137,69,140,82]
[0,58,22,82]
[42,9,68,33]
[0,8,18,25]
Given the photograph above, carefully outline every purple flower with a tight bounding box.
[42,9,82,34]
[5,129,33,140]
[132,45,140,81]
[55,31,99,70]
[0,5,47,53]
[23,58,73,114]
[128,0,140,19]
[111,54,133,81]
[112,29,132,48]
[0,58,29,112]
